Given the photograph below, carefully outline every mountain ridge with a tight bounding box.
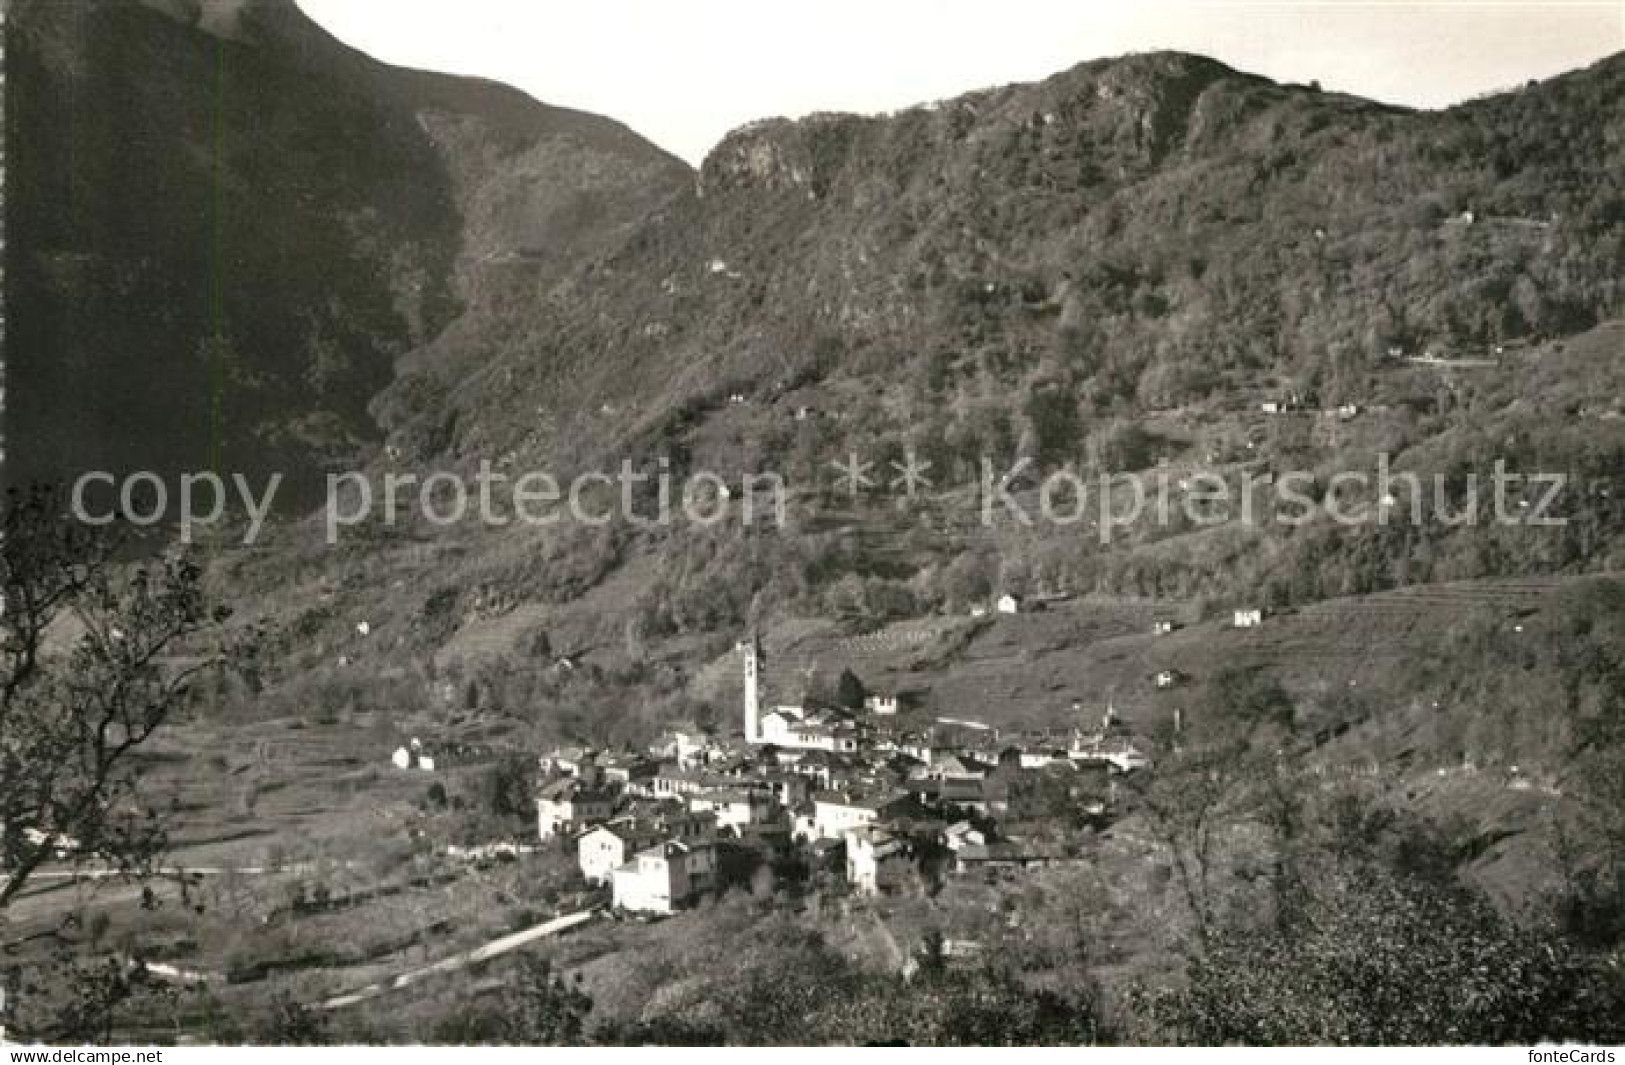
[4,0,690,498]
[385,46,1621,481]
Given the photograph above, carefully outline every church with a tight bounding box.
[738,635,863,752]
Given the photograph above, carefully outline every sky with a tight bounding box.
[298,0,1625,165]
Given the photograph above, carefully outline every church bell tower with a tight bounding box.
[739,633,763,743]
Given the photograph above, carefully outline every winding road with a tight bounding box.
[317,908,600,1010]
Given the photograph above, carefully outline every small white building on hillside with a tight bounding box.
[864,694,900,716]
[846,826,915,896]
[611,840,716,915]
[390,738,436,772]
[1154,669,1187,690]
[578,820,663,885]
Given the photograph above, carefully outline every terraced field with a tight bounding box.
[698,573,1623,735]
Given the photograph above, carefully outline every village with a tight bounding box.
[379,596,1291,919]
[495,629,1159,917]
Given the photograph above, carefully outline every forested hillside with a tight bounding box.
[5,0,688,498]
[342,52,1625,659]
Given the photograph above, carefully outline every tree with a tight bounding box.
[1128,737,1233,944]
[805,967,1106,1046]
[494,955,593,1045]
[940,551,995,612]
[15,956,177,1046]
[483,753,538,822]
[1095,420,1156,472]
[1124,666,1296,943]
[250,989,331,1046]
[1025,385,1082,469]
[799,668,835,710]
[1135,861,1625,1045]
[1,486,238,909]
[0,486,241,1040]
[834,669,868,711]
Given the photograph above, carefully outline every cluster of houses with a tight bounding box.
[1260,394,1362,420]
[390,736,517,773]
[533,637,1152,915]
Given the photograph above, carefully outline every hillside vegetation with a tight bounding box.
[353,50,1625,632]
[170,45,1625,767]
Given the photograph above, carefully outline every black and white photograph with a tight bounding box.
[1,0,1623,1049]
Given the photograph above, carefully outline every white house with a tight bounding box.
[391,740,435,771]
[1152,620,1179,635]
[1154,669,1187,690]
[758,707,804,745]
[688,789,780,836]
[760,707,861,753]
[1018,749,1066,770]
[598,754,655,787]
[536,778,616,840]
[611,840,717,915]
[864,694,900,716]
[539,746,600,780]
[996,594,1022,615]
[1233,608,1265,629]
[845,826,915,895]
[812,790,910,840]
[928,753,992,782]
[578,820,663,885]
[650,729,710,769]
[922,753,995,806]
[1102,745,1151,773]
[649,767,709,800]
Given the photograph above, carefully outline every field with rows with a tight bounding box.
[705,573,1623,735]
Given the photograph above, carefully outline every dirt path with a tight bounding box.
[317,908,600,1010]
